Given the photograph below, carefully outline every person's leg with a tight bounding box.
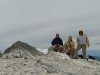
[54,45,58,52]
[63,46,69,54]
[58,46,64,53]
[62,46,67,53]
[69,49,73,57]
[71,48,75,58]
[82,45,87,58]
[73,46,81,58]
[67,52,71,56]
[66,48,71,56]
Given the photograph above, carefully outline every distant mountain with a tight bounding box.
[4,41,44,56]
[94,56,100,61]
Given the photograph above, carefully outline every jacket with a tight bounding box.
[51,37,63,46]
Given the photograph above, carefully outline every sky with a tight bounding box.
[0,0,100,51]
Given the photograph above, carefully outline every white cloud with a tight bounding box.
[0,0,100,51]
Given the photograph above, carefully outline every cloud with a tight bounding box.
[0,0,100,51]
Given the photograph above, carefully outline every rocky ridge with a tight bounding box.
[0,41,100,75]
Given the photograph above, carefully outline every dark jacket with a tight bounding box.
[51,37,63,46]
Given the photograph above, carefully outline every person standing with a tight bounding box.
[74,30,90,59]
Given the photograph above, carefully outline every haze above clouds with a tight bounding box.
[0,0,100,51]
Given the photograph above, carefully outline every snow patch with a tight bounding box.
[36,48,48,54]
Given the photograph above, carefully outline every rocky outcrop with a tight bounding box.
[0,51,100,75]
[1,41,100,75]
[3,41,44,58]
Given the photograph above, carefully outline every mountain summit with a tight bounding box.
[4,41,44,56]
[1,41,100,75]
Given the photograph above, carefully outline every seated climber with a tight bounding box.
[63,36,75,58]
[49,34,63,52]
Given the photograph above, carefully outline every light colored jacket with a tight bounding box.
[77,34,90,46]
[64,40,75,50]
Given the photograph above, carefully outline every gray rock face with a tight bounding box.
[0,51,100,75]
[1,42,100,75]
[2,48,32,59]
[4,41,44,56]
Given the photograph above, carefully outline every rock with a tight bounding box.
[2,41,45,59]
[47,51,71,62]
[4,41,44,56]
[0,42,100,75]
[2,49,30,59]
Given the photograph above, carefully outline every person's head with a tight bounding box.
[56,34,59,38]
[79,30,83,36]
[68,36,72,41]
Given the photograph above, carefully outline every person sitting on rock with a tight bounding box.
[49,34,63,52]
[63,36,75,58]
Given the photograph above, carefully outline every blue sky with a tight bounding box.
[0,0,100,51]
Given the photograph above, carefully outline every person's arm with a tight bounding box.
[51,39,55,45]
[86,35,90,47]
[76,37,79,45]
[60,38,63,45]
[76,37,80,47]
